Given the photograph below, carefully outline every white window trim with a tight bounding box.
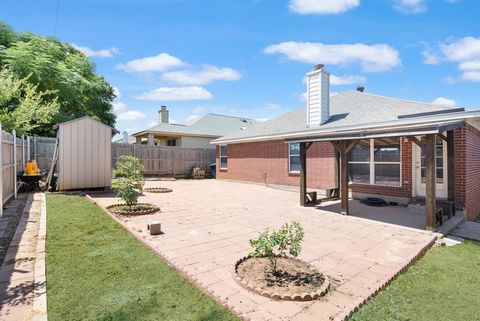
[219,145,228,170]
[349,138,402,187]
[288,143,300,173]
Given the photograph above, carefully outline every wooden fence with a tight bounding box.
[28,136,57,171]
[1,126,28,216]
[112,143,216,177]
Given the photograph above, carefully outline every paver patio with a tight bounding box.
[88,180,437,321]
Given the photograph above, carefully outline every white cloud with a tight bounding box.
[394,0,428,14]
[330,74,366,85]
[163,65,241,85]
[438,37,480,82]
[117,110,147,121]
[421,50,441,65]
[432,97,457,107]
[136,86,213,101]
[113,86,122,99]
[461,71,480,82]
[262,103,281,110]
[289,0,359,14]
[71,43,119,58]
[264,41,400,72]
[117,53,184,73]
[113,101,127,112]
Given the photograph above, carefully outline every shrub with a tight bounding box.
[249,221,304,274]
[112,156,145,209]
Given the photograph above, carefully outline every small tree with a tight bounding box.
[249,221,304,275]
[112,156,145,209]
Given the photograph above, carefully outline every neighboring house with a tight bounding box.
[132,106,255,149]
[212,64,480,228]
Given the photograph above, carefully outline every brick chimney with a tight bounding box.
[159,106,169,124]
[306,64,330,127]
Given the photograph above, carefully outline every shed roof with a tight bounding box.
[132,113,255,137]
[213,91,479,144]
[54,115,119,135]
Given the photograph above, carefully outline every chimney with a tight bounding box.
[306,64,330,127]
[159,106,169,123]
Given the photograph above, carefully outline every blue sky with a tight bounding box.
[1,0,479,136]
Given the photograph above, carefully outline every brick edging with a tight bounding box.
[232,255,330,301]
[85,194,254,321]
[32,193,48,321]
[144,187,173,193]
[106,203,160,216]
[332,235,437,321]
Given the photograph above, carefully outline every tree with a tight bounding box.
[249,221,304,275]
[0,68,59,135]
[112,156,145,209]
[0,21,116,136]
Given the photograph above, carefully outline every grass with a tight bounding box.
[46,194,240,321]
[350,241,480,321]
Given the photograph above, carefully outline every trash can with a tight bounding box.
[209,163,217,178]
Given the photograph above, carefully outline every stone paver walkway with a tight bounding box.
[0,193,47,321]
[89,180,437,321]
[450,221,480,241]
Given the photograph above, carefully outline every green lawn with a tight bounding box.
[46,194,240,321]
[351,240,480,321]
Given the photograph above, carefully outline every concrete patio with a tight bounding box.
[88,180,437,321]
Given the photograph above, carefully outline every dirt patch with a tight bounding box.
[236,257,327,300]
[107,203,159,216]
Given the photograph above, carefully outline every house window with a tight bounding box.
[289,143,300,173]
[167,139,176,146]
[349,138,401,187]
[220,145,228,169]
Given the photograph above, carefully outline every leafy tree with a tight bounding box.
[249,221,304,274]
[0,68,59,135]
[112,156,145,209]
[0,21,116,136]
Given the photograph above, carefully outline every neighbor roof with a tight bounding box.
[213,90,479,144]
[132,113,255,137]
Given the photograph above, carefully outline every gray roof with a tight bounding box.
[133,113,255,137]
[214,90,463,143]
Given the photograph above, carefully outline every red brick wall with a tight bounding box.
[464,124,480,220]
[216,140,336,189]
[454,126,466,212]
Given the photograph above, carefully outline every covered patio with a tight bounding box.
[291,117,463,231]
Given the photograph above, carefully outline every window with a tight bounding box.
[348,138,401,187]
[167,139,176,146]
[289,143,300,173]
[420,137,444,184]
[220,145,228,169]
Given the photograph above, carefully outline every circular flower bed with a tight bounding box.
[233,256,329,301]
[144,187,173,193]
[106,203,159,216]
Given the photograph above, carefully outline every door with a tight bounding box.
[413,136,448,198]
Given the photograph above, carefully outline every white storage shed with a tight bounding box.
[55,116,118,190]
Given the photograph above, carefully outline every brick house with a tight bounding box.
[213,65,480,229]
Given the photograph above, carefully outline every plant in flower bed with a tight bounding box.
[235,221,328,300]
[110,156,158,215]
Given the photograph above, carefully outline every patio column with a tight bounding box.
[147,133,155,146]
[339,141,349,215]
[447,131,455,207]
[425,134,437,230]
[300,142,307,206]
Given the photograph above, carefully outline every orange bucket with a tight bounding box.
[25,161,40,175]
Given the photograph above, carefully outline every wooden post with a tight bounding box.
[0,123,3,217]
[339,141,349,215]
[22,134,25,170]
[425,134,436,230]
[12,130,17,199]
[300,142,307,206]
[447,131,455,205]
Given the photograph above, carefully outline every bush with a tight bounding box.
[249,221,304,274]
[112,156,145,209]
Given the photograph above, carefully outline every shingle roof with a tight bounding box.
[133,113,255,137]
[214,90,461,143]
